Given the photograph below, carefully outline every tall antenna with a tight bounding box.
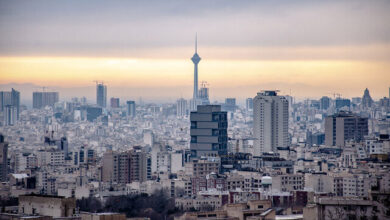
[195,33,198,53]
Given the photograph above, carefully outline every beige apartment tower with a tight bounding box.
[102,147,148,184]
[253,91,289,156]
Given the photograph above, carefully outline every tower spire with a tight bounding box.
[195,33,197,53]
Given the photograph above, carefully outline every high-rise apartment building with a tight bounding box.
[4,105,17,126]
[176,98,187,117]
[0,88,20,120]
[199,81,210,105]
[224,98,236,112]
[129,146,148,183]
[253,91,289,156]
[102,150,124,183]
[33,92,59,109]
[85,106,102,122]
[246,98,253,111]
[126,101,136,118]
[190,105,228,158]
[96,83,107,108]
[110,97,120,108]
[102,147,148,184]
[335,98,350,110]
[70,146,95,166]
[0,134,8,182]
[325,111,368,147]
[320,96,331,110]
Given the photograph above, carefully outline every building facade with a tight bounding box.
[33,92,59,109]
[325,111,368,147]
[126,100,136,118]
[0,134,8,182]
[190,105,228,157]
[110,97,120,108]
[102,147,148,184]
[4,105,18,126]
[176,98,187,117]
[0,88,20,120]
[253,91,289,156]
[96,83,107,108]
[320,96,331,110]
[246,98,253,111]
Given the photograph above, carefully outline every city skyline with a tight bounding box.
[0,0,389,101]
[1,1,390,219]
[0,81,388,107]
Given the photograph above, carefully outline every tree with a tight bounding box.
[326,206,346,220]
[97,189,179,220]
[77,197,103,213]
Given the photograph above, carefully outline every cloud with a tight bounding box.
[0,0,389,58]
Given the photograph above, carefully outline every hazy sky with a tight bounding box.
[0,0,389,102]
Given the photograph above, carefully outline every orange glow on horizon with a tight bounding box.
[0,56,389,99]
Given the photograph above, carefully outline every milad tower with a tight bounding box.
[191,35,201,100]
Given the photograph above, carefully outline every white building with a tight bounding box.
[171,152,184,173]
[304,173,333,193]
[4,105,17,126]
[342,174,369,197]
[151,145,184,174]
[14,153,37,173]
[143,130,154,146]
[37,149,65,166]
[253,91,289,155]
[366,137,390,155]
[176,98,187,117]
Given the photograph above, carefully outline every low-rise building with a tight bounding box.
[303,197,381,220]
[18,195,76,218]
[185,158,220,177]
[272,174,304,192]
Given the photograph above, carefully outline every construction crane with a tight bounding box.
[200,81,209,88]
[329,93,342,99]
[35,86,47,92]
[228,137,252,154]
[93,80,104,85]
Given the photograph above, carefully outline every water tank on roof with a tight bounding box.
[262,176,272,185]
